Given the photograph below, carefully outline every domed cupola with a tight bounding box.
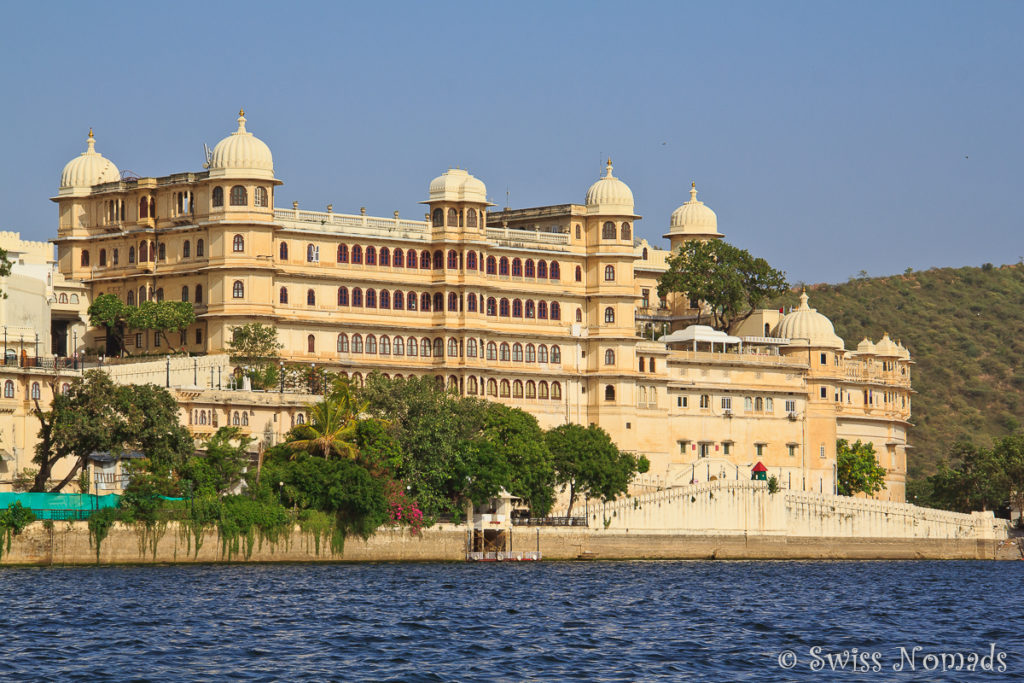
[873,332,901,357]
[665,183,721,243]
[207,109,274,180]
[58,129,120,196]
[585,159,635,215]
[854,337,876,355]
[774,291,845,350]
[425,168,490,204]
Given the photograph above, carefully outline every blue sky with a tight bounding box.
[1,1,1020,283]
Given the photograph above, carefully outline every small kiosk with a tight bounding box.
[751,462,768,481]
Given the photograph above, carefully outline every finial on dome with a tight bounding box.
[689,182,698,202]
[798,290,810,310]
[86,129,96,153]
[236,108,247,133]
[605,158,613,177]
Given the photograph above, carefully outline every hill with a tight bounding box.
[775,263,1024,480]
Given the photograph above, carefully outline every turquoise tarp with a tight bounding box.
[0,492,121,520]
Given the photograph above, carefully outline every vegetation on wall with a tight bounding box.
[777,263,1024,481]
[0,502,36,561]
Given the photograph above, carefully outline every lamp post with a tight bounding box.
[73,329,78,370]
[34,332,38,362]
[193,357,198,386]
[166,355,171,388]
[310,363,316,394]
[279,360,285,394]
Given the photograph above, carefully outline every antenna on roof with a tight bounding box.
[202,143,213,169]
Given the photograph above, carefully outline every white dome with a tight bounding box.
[668,183,720,237]
[774,291,844,350]
[873,333,901,357]
[585,159,634,215]
[426,168,489,204]
[208,110,274,179]
[59,130,120,196]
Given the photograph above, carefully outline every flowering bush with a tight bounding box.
[385,480,424,534]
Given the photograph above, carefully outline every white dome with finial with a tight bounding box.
[668,183,720,237]
[774,291,845,349]
[208,109,274,179]
[585,159,634,215]
[425,168,490,204]
[873,332,901,357]
[59,130,120,196]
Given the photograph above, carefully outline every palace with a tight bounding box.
[47,112,912,502]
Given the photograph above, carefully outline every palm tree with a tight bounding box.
[287,382,366,459]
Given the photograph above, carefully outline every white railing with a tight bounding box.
[486,227,570,246]
[467,551,541,561]
[274,208,430,238]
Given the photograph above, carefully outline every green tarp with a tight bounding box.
[0,492,121,520]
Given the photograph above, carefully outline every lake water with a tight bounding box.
[0,561,1019,681]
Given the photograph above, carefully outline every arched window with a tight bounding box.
[448,292,458,312]
[512,380,523,398]
[307,289,316,306]
[196,239,204,257]
[195,284,203,303]
[602,221,616,239]
[487,379,498,397]
[139,286,147,303]
[621,222,631,240]
[59,293,68,304]
[499,380,510,398]
[525,344,536,362]
[139,241,148,261]
[158,243,166,260]
[337,244,349,263]
[380,247,391,266]
[552,382,562,400]
[511,258,522,277]
[642,247,648,260]
[486,342,497,360]
[367,335,378,354]
[605,385,616,401]
[432,208,443,226]
[421,337,432,357]
[366,289,377,308]
[254,187,269,207]
[3,380,14,398]
[511,299,523,318]
[80,250,90,267]
[550,302,561,320]
[468,376,479,395]
[576,308,583,323]
[466,208,478,228]
[139,196,148,218]
[232,280,244,298]
[486,297,497,316]
[467,338,478,357]
[113,248,119,265]
[352,288,363,307]
[126,291,135,307]
[380,290,391,309]
[539,381,549,399]
[605,307,615,324]
[432,250,443,269]
[306,334,315,353]
[605,349,615,365]
[525,300,535,318]
[31,382,41,400]
[366,246,377,265]
[447,208,458,226]
[394,248,406,268]
[486,256,497,275]
[499,343,510,361]
[393,290,404,310]
[550,261,560,280]
[233,411,240,426]
[381,336,391,355]
[499,299,510,317]
[394,336,404,355]
[352,334,364,353]
[512,343,523,362]
[212,187,224,207]
[182,286,190,302]
[639,357,645,372]
[62,383,70,394]
[352,245,363,264]
[99,249,107,266]
[230,185,247,206]
[433,292,443,311]
[128,246,136,263]
[538,301,548,319]
[448,338,459,357]
[447,250,458,270]
[242,412,249,426]
[604,265,615,281]
[421,292,431,311]
[420,250,431,269]
[407,337,417,356]
[525,259,535,278]
[433,338,443,357]
[551,345,561,363]
[232,235,244,252]
[338,333,349,352]
[538,345,549,363]
[467,251,478,270]
[407,291,417,311]
[467,294,477,313]
[499,257,509,276]
[70,294,79,304]
[182,241,191,258]
[537,260,547,279]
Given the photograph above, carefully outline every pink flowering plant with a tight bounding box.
[385,480,424,534]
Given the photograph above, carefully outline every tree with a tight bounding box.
[87,293,129,355]
[479,403,555,515]
[836,439,888,497]
[546,423,650,517]
[179,427,253,496]
[994,432,1024,524]
[928,441,1007,512]
[286,383,365,459]
[227,323,283,389]
[127,300,195,350]
[657,239,789,331]
[30,371,194,493]
[0,246,11,298]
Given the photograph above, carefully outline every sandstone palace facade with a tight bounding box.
[50,112,912,502]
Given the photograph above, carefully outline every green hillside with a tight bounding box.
[776,263,1024,480]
